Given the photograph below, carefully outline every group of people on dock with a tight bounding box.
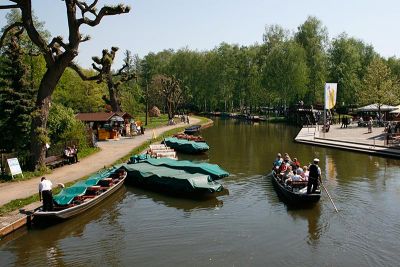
[272,153,321,194]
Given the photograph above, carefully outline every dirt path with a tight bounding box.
[0,118,200,207]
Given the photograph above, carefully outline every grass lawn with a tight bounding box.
[135,114,177,129]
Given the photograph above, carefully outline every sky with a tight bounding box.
[1,0,400,69]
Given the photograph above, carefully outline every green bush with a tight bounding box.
[47,103,89,149]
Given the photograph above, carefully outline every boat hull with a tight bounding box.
[34,174,126,221]
[184,125,201,135]
[270,172,320,204]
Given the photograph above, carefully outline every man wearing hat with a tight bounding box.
[307,158,321,194]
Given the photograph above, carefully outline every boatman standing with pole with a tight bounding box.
[39,177,53,211]
[307,159,321,194]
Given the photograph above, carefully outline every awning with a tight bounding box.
[110,115,124,122]
[357,104,397,112]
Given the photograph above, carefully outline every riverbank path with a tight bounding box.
[0,118,201,207]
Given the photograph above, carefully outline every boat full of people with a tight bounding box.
[270,153,321,204]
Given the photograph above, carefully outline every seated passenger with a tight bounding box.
[273,153,283,171]
[283,153,292,164]
[291,157,301,169]
[279,161,288,173]
[282,165,294,182]
[302,166,309,181]
[285,168,302,185]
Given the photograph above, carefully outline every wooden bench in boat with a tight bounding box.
[155,151,176,159]
[290,180,308,188]
[149,144,169,150]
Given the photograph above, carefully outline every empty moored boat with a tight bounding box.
[34,167,127,221]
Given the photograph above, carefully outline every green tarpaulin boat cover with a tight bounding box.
[120,163,222,193]
[53,168,115,206]
[140,158,229,180]
[164,137,209,154]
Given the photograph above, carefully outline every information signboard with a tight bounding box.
[7,157,23,178]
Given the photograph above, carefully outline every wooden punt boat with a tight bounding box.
[34,168,127,221]
[163,137,209,154]
[121,162,223,195]
[184,125,201,135]
[269,171,320,204]
[173,133,205,142]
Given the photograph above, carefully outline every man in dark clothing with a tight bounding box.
[307,158,321,194]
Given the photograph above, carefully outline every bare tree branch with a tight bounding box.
[0,4,19,9]
[113,64,128,77]
[69,62,101,81]
[18,1,54,64]
[80,35,91,43]
[92,63,102,72]
[48,36,68,51]
[0,22,23,48]
[78,4,130,27]
[76,0,98,17]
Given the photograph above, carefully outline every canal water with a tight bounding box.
[1,118,400,266]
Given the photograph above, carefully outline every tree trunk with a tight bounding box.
[108,81,121,112]
[29,62,69,170]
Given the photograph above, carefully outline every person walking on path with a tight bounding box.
[38,177,53,211]
[307,158,321,194]
[367,117,373,133]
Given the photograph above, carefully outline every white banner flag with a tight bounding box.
[325,83,337,110]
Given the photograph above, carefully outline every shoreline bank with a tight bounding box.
[0,117,211,239]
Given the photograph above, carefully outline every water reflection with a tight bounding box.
[0,187,127,267]
[126,187,224,212]
[3,118,400,266]
[286,204,322,245]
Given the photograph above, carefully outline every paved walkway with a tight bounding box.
[295,123,400,158]
[0,118,203,236]
[0,118,200,207]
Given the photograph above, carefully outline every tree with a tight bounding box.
[262,24,289,54]
[295,16,328,105]
[0,26,35,157]
[53,67,107,112]
[158,75,187,119]
[119,51,144,116]
[0,1,130,170]
[360,57,399,115]
[263,41,309,107]
[70,46,136,112]
[328,34,362,107]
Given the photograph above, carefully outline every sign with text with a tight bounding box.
[7,157,23,178]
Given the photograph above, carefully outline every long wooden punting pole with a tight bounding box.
[321,181,338,213]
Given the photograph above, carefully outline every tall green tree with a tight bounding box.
[295,16,328,105]
[119,50,144,115]
[0,28,35,156]
[263,40,309,107]
[328,34,367,107]
[360,57,399,115]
